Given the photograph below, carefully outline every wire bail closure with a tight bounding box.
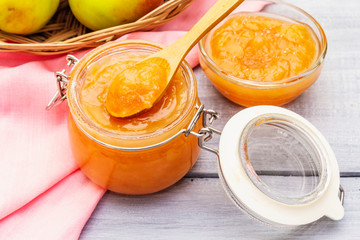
[187,104,221,155]
[46,55,79,110]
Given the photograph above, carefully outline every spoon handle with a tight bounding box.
[161,0,245,75]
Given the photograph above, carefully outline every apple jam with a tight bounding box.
[105,56,170,118]
[67,40,201,194]
[208,13,319,82]
[199,11,327,106]
[81,52,184,135]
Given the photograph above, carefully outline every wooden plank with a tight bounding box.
[80,177,359,239]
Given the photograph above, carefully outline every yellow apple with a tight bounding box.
[69,0,164,31]
[0,0,60,35]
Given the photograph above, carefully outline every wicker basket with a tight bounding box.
[0,0,193,55]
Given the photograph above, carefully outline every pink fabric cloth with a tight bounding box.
[0,0,263,239]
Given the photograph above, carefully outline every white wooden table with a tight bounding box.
[80,0,360,239]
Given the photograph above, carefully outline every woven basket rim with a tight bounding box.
[0,0,193,54]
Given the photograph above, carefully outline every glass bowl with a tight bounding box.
[199,0,327,107]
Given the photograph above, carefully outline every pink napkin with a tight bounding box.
[0,1,264,239]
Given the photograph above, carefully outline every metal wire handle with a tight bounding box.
[188,104,222,155]
[339,185,345,206]
[46,55,79,110]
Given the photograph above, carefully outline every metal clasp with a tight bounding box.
[339,185,345,206]
[46,55,79,110]
[186,104,222,155]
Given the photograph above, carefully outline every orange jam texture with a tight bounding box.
[79,51,188,136]
[208,13,319,82]
[105,57,170,118]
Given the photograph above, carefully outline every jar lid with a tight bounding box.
[218,106,344,226]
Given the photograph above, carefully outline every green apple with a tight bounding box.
[69,0,164,31]
[0,0,60,35]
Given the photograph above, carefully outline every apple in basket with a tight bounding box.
[0,0,60,35]
[69,0,164,31]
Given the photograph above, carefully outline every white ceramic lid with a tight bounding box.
[218,106,344,226]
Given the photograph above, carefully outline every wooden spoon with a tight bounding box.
[106,0,245,118]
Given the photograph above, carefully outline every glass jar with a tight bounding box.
[49,40,204,195]
[199,0,327,107]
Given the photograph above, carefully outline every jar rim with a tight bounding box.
[198,0,327,89]
[67,40,198,149]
